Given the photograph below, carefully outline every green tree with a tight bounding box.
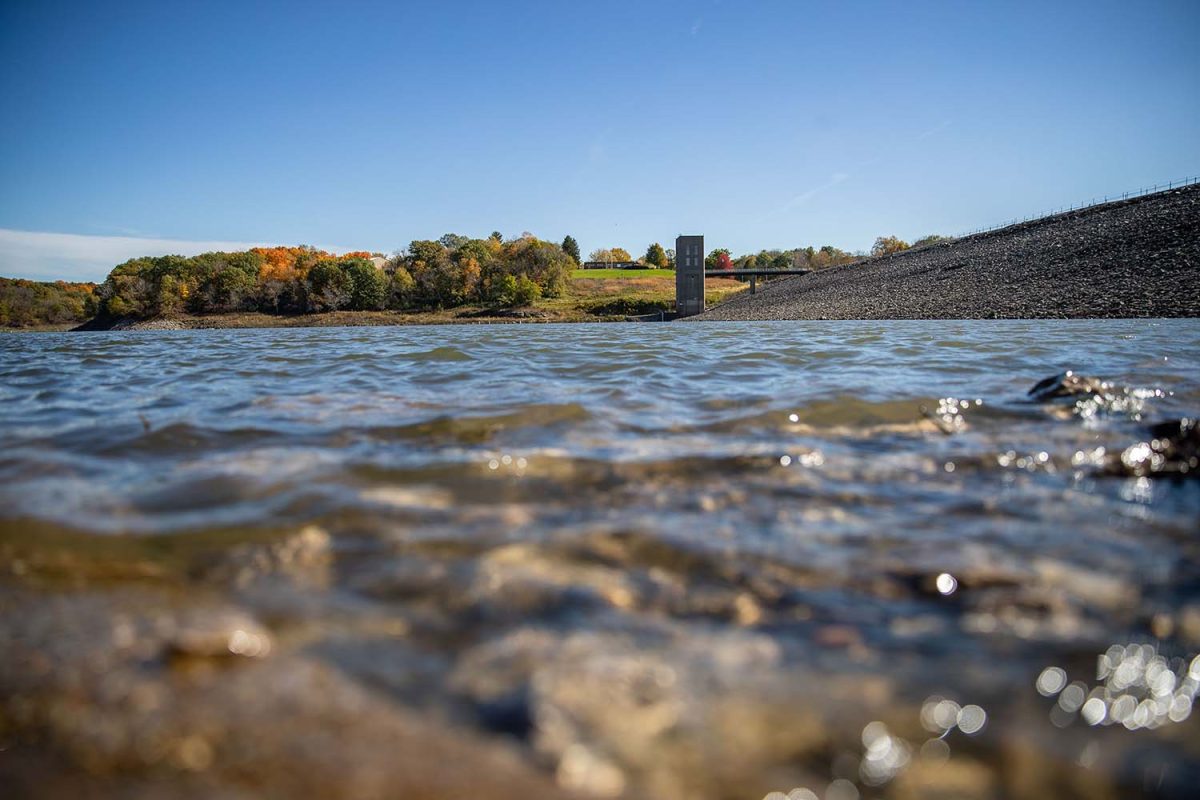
[344,258,387,310]
[98,257,155,317]
[504,237,571,297]
[912,234,951,248]
[439,233,470,251]
[407,240,447,266]
[644,242,668,267]
[487,273,542,307]
[188,251,262,313]
[206,261,258,312]
[562,235,581,265]
[512,274,542,306]
[405,240,472,308]
[387,267,416,309]
[488,274,518,306]
[154,274,185,315]
[306,259,352,312]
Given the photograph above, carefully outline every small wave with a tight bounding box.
[87,422,288,457]
[406,346,473,362]
[362,403,592,445]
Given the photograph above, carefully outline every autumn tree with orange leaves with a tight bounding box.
[91,234,574,320]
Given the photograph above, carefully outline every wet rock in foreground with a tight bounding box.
[0,586,570,800]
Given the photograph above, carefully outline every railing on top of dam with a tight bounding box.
[953,174,1200,240]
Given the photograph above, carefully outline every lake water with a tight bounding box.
[2,320,1199,799]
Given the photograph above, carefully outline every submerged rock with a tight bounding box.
[0,586,571,800]
[195,526,332,588]
[1027,371,1111,402]
[1027,371,1163,420]
[1105,418,1200,478]
[167,609,273,660]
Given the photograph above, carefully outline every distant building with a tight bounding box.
[675,235,704,316]
[369,256,388,270]
[580,261,647,270]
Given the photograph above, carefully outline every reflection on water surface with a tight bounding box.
[1,320,1198,799]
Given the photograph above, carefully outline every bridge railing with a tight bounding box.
[954,175,1200,239]
[702,269,811,277]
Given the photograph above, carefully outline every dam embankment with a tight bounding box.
[693,183,1199,320]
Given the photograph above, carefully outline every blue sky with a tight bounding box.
[1,0,1197,281]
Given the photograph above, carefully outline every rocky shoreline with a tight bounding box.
[68,308,613,332]
[693,184,1200,321]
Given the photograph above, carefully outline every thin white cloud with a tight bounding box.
[690,17,704,35]
[916,120,952,140]
[769,119,951,223]
[778,172,850,213]
[0,229,345,283]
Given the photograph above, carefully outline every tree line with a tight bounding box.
[0,278,98,327]
[1,229,954,326]
[582,233,952,274]
[93,233,574,319]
